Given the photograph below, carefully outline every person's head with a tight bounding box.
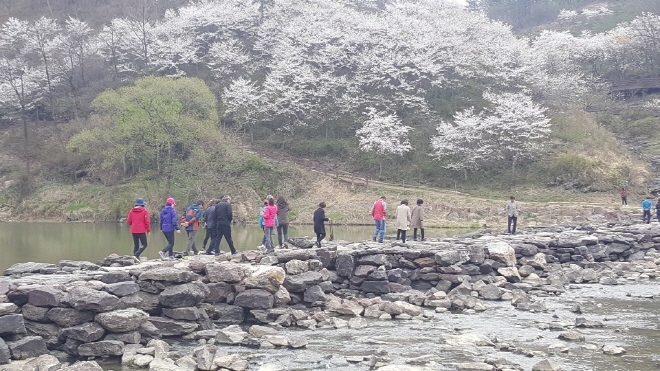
[266,195,275,206]
[208,198,216,206]
[276,195,288,207]
[401,199,408,205]
[263,201,268,206]
[135,198,146,207]
[319,202,326,209]
[646,196,651,200]
[197,200,205,207]
[222,196,231,203]
[380,196,386,201]
[166,197,176,206]
[417,199,423,205]
[510,196,515,201]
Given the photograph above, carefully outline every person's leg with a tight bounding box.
[413,228,417,241]
[378,220,386,242]
[261,227,266,246]
[202,227,211,250]
[282,224,289,246]
[162,231,175,257]
[135,233,147,258]
[511,217,517,234]
[401,229,407,243]
[132,234,140,256]
[223,225,236,254]
[185,230,194,255]
[396,229,401,240]
[507,217,512,234]
[420,228,425,240]
[214,227,225,255]
[265,226,274,251]
[373,221,379,241]
[316,233,322,247]
[277,225,283,247]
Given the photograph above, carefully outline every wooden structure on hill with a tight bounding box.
[609,78,660,95]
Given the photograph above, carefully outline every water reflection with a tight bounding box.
[0,223,472,272]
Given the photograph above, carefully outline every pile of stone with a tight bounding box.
[0,222,658,370]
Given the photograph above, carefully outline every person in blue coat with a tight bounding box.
[642,197,653,224]
[159,197,180,260]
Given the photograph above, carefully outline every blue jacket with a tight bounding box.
[160,205,180,232]
[183,204,203,231]
[642,199,653,210]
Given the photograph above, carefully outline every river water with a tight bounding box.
[0,223,471,273]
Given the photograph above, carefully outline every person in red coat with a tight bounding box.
[127,198,151,260]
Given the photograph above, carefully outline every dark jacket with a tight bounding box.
[277,204,289,225]
[182,203,203,231]
[159,205,179,232]
[204,205,216,229]
[214,201,233,226]
[313,207,328,234]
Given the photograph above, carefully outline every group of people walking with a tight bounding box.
[370,196,425,244]
[126,195,294,260]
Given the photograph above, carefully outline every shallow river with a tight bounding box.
[0,222,471,273]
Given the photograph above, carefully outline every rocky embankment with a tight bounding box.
[0,223,659,371]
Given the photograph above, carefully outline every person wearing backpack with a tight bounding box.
[201,199,217,251]
[159,197,180,260]
[181,200,204,256]
[208,196,237,255]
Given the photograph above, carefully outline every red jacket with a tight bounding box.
[127,207,151,234]
[371,199,387,220]
[262,205,278,228]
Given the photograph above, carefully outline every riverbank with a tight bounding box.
[1,222,658,370]
[0,174,644,231]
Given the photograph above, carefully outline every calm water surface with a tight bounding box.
[0,223,472,273]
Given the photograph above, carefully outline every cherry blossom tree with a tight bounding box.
[431,91,551,176]
[356,108,412,177]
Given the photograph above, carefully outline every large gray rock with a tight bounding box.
[60,322,106,342]
[47,307,95,327]
[303,285,326,303]
[215,325,248,344]
[103,281,140,297]
[22,354,60,371]
[159,282,209,308]
[6,336,48,360]
[532,359,561,371]
[284,260,309,275]
[0,303,18,316]
[479,284,503,300]
[27,286,66,307]
[139,267,199,283]
[148,358,180,371]
[77,340,124,357]
[335,253,355,277]
[147,317,199,336]
[435,251,465,266]
[60,260,100,271]
[95,308,149,332]
[100,271,132,284]
[207,304,246,324]
[0,314,26,336]
[205,263,248,283]
[21,304,50,322]
[283,271,324,293]
[0,338,10,365]
[162,307,208,321]
[60,361,104,371]
[486,241,517,267]
[206,282,234,303]
[243,266,286,294]
[497,267,522,283]
[233,289,274,309]
[105,331,141,344]
[361,280,391,294]
[118,291,160,314]
[4,262,58,276]
[65,287,120,312]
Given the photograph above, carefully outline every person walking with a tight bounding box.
[620,188,627,206]
[181,200,204,256]
[208,196,237,255]
[655,199,660,223]
[262,195,278,253]
[642,196,652,224]
[276,196,290,248]
[506,196,519,235]
[411,199,425,241]
[126,198,150,260]
[201,199,216,251]
[395,199,411,243]
[313,202,329,248]
[159,197,180,260]
[371,196,387,243]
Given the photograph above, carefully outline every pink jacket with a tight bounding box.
[262,205,278,227]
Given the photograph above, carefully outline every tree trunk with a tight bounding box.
[22,110,30,187]
[379,159,383,178]
[512,157,517,176]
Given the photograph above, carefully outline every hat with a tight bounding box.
[166,197,176,206]
[135,198,146,207]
